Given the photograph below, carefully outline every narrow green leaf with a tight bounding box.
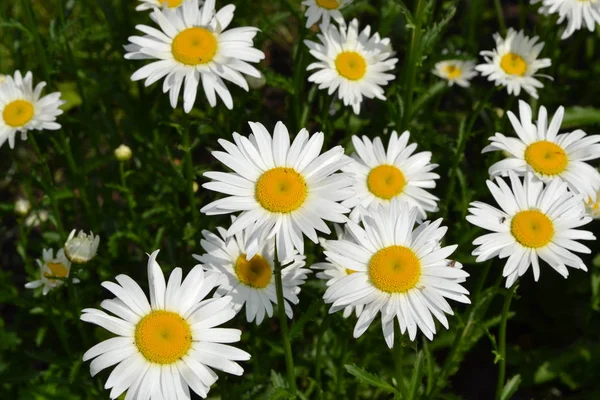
[289,300,322,341]
[420,4,457,59]
[500,374,521,400]
[562,107,600,128]
[344,364,398,393]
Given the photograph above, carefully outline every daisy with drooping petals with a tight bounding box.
[467,172,596,288]
[312,224,364,319]
[432,59,478,87]
[193,222,310,325]
[342,131,440,221]
[322,200,470,346]
[136,0,202,12]
[0,71,65,149]
[201,121,354,263]
[304,18,397,115]
[533,0,600,39]
[484,100,600,202]
[81,250,249,399]
[125,0,265,112]
[476,28,551,98]
[302,0,353,29]
[25,249,78,295]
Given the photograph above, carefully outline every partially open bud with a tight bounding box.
[15,198,31,216]
[64,229,100,264]
[114,144,132,161]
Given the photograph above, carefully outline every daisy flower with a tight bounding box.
[304,18,397,114]
[322,200,470,345]
[201,121,353,263]
[342,130,440,221]
[14,198,31,216]
[432,59,478,87]
[193,222,310,325]
[81,250,250,399]
[467,172,596,287]
[64,229,100,264]
[136,0,203,12]
[312,224,364,319]
[534,0,600,39]
[476,28,551,98]
[585,191,600,219]
[484,100,600,202]
[0,71,65,150]
[125,0,265,112]
[25,248,78,295]
[302,0,353,29]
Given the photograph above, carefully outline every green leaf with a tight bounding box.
[562,107,600,128]
[500,374,521,400]
[289,300,322,341]
[391,0,415,25]
[57,82,83,112]
[420,4,457,59]
[344,364,398,393]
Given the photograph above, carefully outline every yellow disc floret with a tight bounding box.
[235,254,272,289]
[135,311,192,364]
[335,51,367,81]
[316,0,340,10]
[443,64,462,79]
[43,262,69,281]
[171,27,218,66]
[500,52,527,76]
[367,165,407,200]
[511,210,554,248]
[255,167,308,213]
[3,100,34,128]
[165,0,183,7]
[524,141,568,176]
[368,246,421,293]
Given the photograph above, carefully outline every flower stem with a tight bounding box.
[315,315,328,400]
[495,286,516,400]
[394,326,408,399]
[493,0,507,34]
[273,247,297,395]
[181,125,199,225]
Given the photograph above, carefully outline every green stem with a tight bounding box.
[181,126,199,225]
[408,349,425,400]
[423,340,435,395]
[315,315,328,400]
[493,0,507,34]
[495,286,516,400]
[394,328,408,399]
[21,0,50,82]
[292,26,307,132]
[68,271,90,348]
[400,0,427,130]
[120,162,137,221]
[274,246,297,396]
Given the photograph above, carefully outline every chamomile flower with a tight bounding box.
[0,71,65,149]
[342,131,440,221]
[433,59,478,87]
[467,172,595,287]
[312,224,364,319]
[484,100,600,202]
[125,0,265,112]
[25,249,77,295]
[193,222,310,325]
[585,191,600,219]
[302,0,353,29]
[304,18,397,114]
[136,0,202,12]
[476,28,551,98]
[322,200,470,345]
[81,250,250,399]
[64,229,100,264]
[201,121,353,263]
[534,0,600,39]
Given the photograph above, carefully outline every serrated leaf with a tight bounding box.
[344,364,397,393]
[500,374,521,400]
[420,4,457,58]
[391,0,415,25]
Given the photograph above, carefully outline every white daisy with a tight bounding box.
[312,224,364,319]
[475,28,551,98]
[193,222,310,325]
[81,250,250,399]
[467,172,596,287]
[534,0,600,39]
[136,0,203,12]
[302,0,353,29]
[483,100,600,202]
[125,0,265,112]
[0,71,65,149]
[322,200,470,346]
[0,74,7,86]
[342,130,440,221]
[201,121,354,263]
[585,191,600,219]
[432,59,478,87]
[64,229,100,264]
[25,248,78,295]
[304,18,397,114]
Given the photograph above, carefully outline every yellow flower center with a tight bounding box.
[164,0,183,7]
[368,246,421,293]
[443,64,462,79]
[171,27,218,66]
[367,165,406,200]
[500,52,527,76]
[3,100,34,127]
[43,262,69,280]
[234,254,272,289]
[135,311,192,364]
[255,167,307,213]
[345,268,356,275]
[524,141,568,176]
[511,210,554,248]
[316,0,340,9]
[335,51,367,81]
